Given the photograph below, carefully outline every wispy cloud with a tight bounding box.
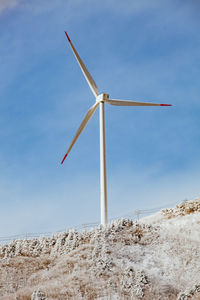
[0,0,19,15]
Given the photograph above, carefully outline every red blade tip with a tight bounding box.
[61,153,68,164]
[160,104,172,106]
[65,31,71,42]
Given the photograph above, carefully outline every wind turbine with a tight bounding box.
[61,32,171,226]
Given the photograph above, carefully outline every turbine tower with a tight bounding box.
[61,32,171,226]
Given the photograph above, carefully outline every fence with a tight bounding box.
[0,196,198,244]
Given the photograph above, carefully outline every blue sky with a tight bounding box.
[0,0,200,236]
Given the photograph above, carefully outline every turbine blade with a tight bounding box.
[105,99,172,107]
[65,32,98,97]
[61,102,99,164]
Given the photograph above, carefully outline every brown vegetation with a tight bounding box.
[162,198,200,219]
[0,200,200,299]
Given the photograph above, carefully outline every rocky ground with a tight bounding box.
[0,199,199,299]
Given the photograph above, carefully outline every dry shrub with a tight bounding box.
[0,202,199,299]
[162,198,200,219]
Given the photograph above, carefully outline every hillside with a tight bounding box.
[0,199,200,299]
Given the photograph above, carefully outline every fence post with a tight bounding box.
[135,210,140,221]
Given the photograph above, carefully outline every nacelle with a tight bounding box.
[96,93,109,102]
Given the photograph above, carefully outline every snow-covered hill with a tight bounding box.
[0,199,200,299]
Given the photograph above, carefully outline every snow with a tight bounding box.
[0,199,199,299]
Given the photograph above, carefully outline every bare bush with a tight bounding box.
[0,201,199,299]
[162,198,200,219]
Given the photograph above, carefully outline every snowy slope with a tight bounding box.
[0,199,199,299]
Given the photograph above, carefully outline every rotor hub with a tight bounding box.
[96,93,109,102]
